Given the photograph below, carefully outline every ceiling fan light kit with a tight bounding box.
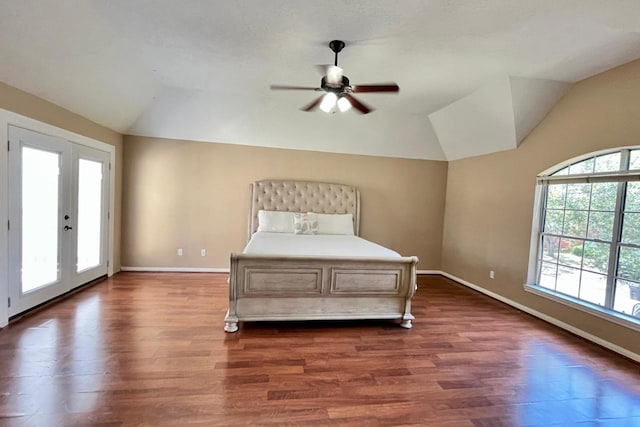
[270,40,399,115]
[337,96,352,112]
[319,92,338,112]
[318,93,352,114]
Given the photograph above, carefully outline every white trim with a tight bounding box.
[0,108,117,328]
[417,270,440,275]
[438,270,640,363]
[0,118,8,327]
[121,266,230,273]
[538,170,640,184]
[107,148,115,277]
[527,184,544,285]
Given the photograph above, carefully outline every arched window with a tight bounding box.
[527,148,640,327]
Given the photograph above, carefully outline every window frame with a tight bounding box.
[526,147,640,332]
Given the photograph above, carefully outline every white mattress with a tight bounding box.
[244,232,401,258]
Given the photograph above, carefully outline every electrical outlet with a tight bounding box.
[177,248,183,256]
[489,270,495,279]
[201,249,206,257]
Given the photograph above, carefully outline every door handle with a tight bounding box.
[64,225,73,230]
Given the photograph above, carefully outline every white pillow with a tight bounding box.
[312,213,355,235]
[257,210,296,233]
[294,213,318,235]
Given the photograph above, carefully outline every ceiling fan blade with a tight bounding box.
[343,94,373,114]
[301,95,324,112]
[270,85,319,91]
[352,83,399,93]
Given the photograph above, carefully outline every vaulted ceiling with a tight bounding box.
[1,1,640,160]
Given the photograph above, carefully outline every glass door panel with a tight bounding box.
[21,147,61,292]
[77,159,103,272]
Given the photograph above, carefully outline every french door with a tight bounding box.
[7,126,110,316]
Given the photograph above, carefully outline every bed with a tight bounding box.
[224,180,418,332]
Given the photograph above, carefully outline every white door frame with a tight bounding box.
[0,108,117,327]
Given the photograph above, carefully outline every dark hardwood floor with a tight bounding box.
[1,273,639,426]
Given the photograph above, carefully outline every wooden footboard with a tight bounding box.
[224,253,418,332]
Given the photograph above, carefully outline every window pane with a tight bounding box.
[625,182,640,212]
[617,246,640,282]
[556,266,580,298]
[559,238,582,268]
[539,262,557,290]
[621,213,640,245]
[568,158,594,175]
[582,241,610,274]
[566,184,590,210]
[551,167,568,176]
[587,211,614,241]
[546,184,566,209]
[594,153,621,173]
[613,280,640,316]
[541,235,560,262]
[590,182,617,211]
[543,210,564,234]
[629,150,640,171]
[563,210,587,237]
[579,271,607,306]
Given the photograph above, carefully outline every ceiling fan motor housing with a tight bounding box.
[321,75,350,93]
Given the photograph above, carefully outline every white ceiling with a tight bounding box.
[1,1,640,160]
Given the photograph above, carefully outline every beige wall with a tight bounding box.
[121,136,448,270]
[442,59,640,356]
[0,82,124,271]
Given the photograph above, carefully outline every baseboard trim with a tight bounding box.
[121,266,230,273]
[437,270,640,363]
[417,270,440,275]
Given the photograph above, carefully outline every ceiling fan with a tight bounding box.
[270,40,399,115]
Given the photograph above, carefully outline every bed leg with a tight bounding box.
[224,321,238,333]
[224,309,239,333]
[400,312,414,329]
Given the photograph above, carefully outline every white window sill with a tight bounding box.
[524,284,640,332]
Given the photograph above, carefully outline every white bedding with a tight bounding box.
[244,231,400,258]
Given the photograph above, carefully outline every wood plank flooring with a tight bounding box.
[1,273,639,426]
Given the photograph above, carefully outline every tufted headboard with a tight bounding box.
[248,180,361,239]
